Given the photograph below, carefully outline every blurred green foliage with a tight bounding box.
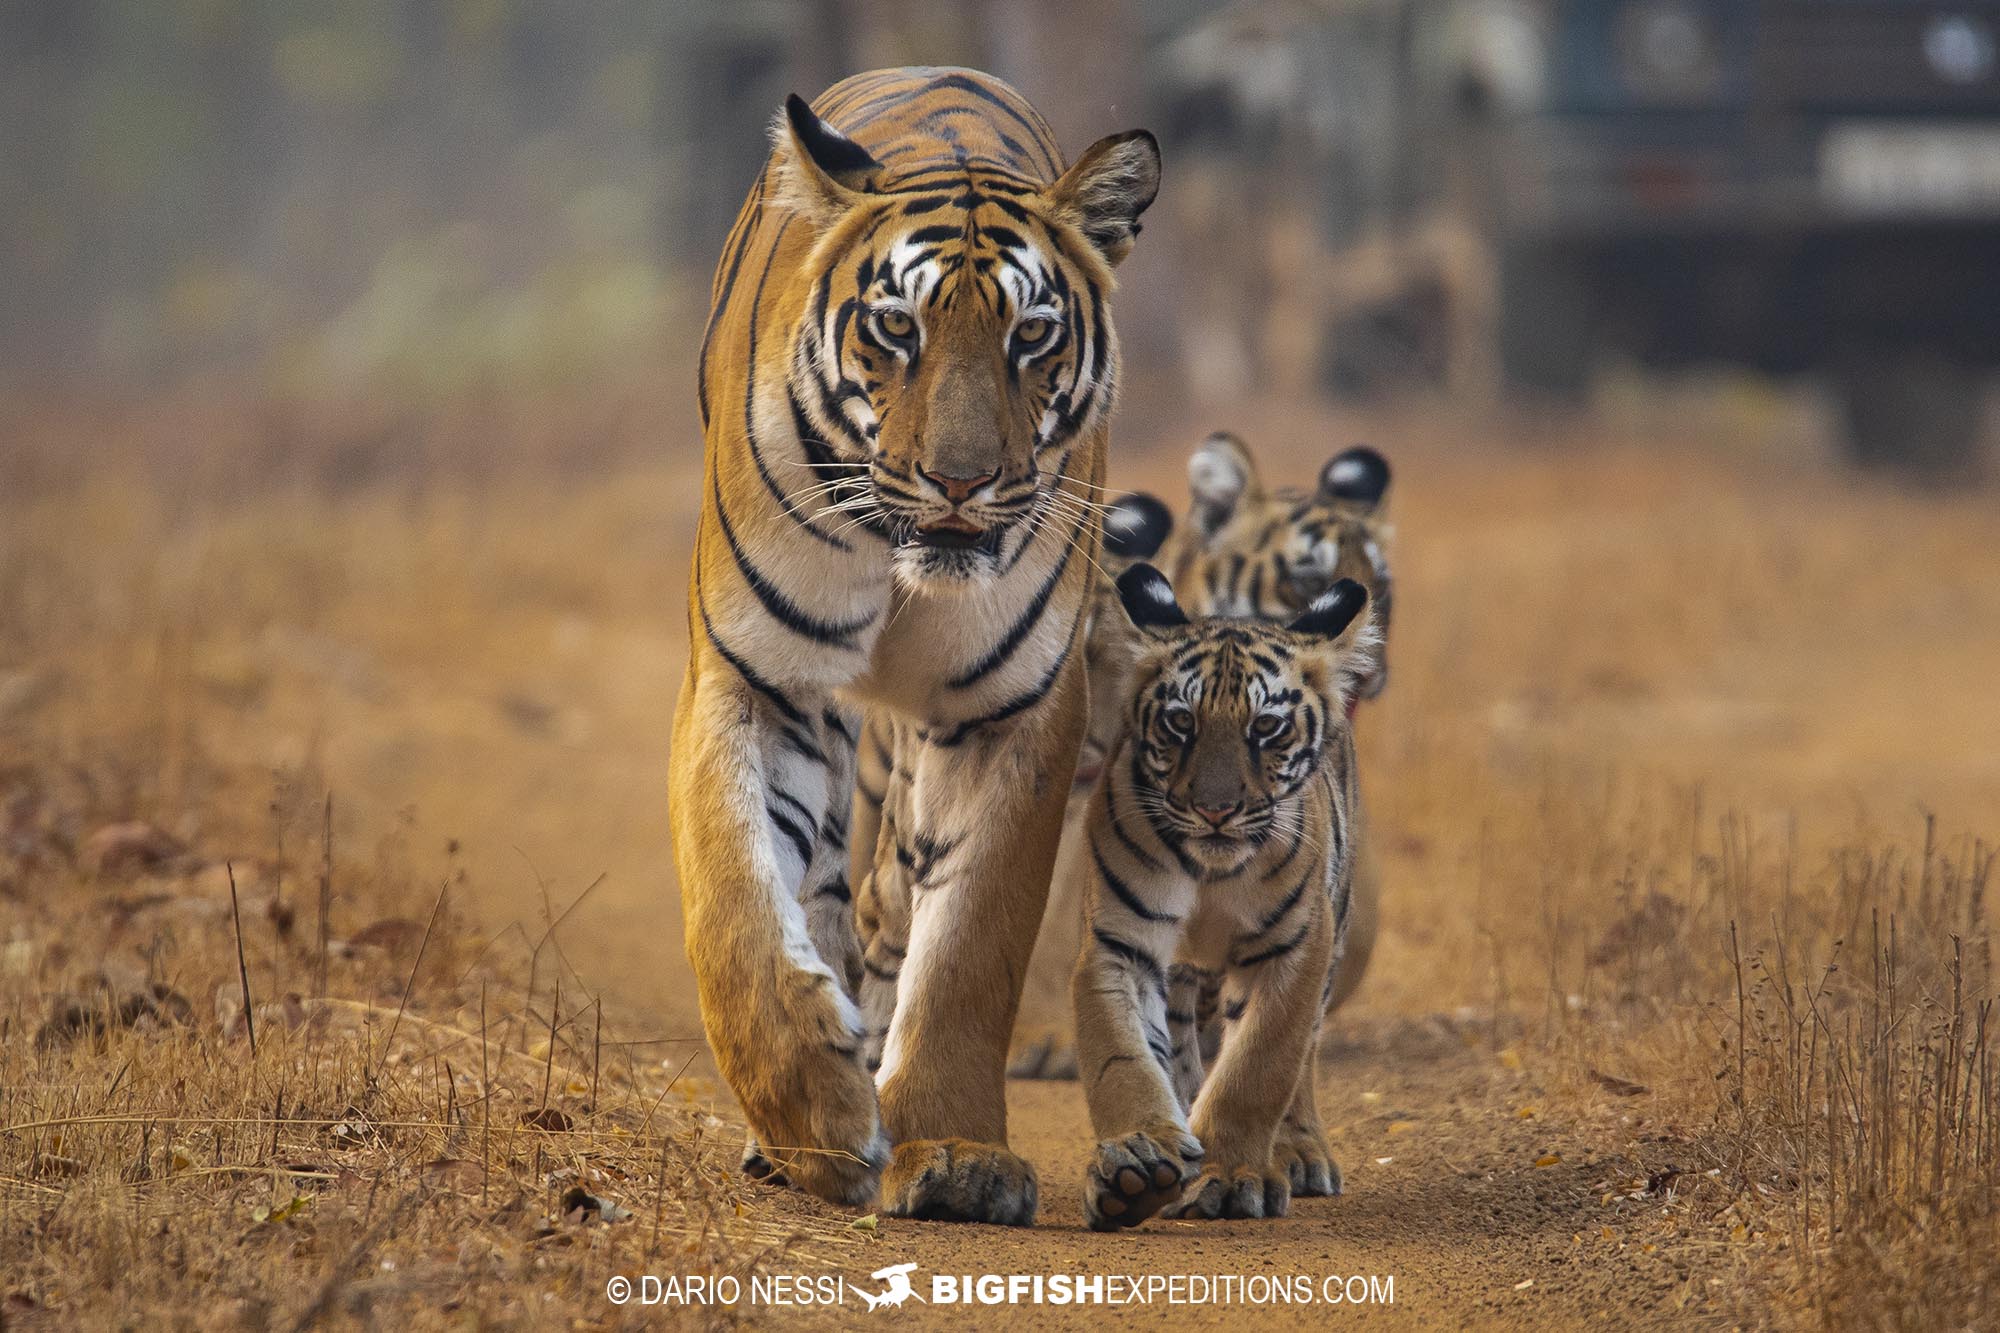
[0,0,851,393]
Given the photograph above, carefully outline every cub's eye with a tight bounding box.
[1162,704,1195,736]
[1014,317,1053,349]
[876,309,916,342]
[1250,714,1289,742]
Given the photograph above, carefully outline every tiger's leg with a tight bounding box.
[1324,802,1379,1013]
[805,704,864,998]
[849,710,894,903]
[1165,962,1212,1107]
[1006,792,1093,1080]
[873,670,1085,1225]
[1073,829,1203,1231]
[670,670,887,1207]
[744,701,868,1185]
[855,719,915,1073]
[1165,903,1335,1222]
[1272,1016,1343,1197]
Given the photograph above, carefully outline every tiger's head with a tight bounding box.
[1112,563,1376,875]
[771,94,1161,586]
[1179,432,1394,703]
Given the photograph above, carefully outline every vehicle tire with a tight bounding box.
[1498,243,1594,401]
[1834,354,1987,478]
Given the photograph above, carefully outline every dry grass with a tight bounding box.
[3,376,1998,1325]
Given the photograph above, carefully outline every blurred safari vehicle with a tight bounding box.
[1157,0,2000,474]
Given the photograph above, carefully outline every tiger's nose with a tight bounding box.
[918,465,996,505]
[1192,803,1239,831]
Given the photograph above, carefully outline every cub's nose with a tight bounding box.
[917,465,996,505]
[1191,803,1239,831]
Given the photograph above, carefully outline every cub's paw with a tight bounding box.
[1273,1126,1343,1197]
[1084,1128,1203,1231]
[1162,1164,1291,1221]
[1006,1027,1080,1081]
[881,1139,1038,1226]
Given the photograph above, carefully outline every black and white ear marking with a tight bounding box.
[1115,563,1189,631]
[1286,578,1368,639]
[1320,445,1391,509]
[783,94,880,186]
[1103,493,1173,560]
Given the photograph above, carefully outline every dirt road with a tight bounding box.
[747,1022,1711,1329]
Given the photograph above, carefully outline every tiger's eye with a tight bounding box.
[1251,715,1287,740]
[1163,704,1194,735]
[878,309,916,341]
[1015,317,1052,347]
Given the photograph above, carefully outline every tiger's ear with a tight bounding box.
[1046,130,1160,266]
[1319,445,1391,511]
[1187,431,1262,538]
[1115,563,1189,632]
[1102,493,1173,561]
[1287,579,1369,641]
[1289,578,1378,707]
[770,94,879,229]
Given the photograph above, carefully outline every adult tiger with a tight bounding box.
[668,67,1159,1224]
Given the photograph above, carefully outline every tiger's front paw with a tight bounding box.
[1084,1127,1203,1231]
[1273,1125,1342,1197]
[1162,1163,1291,1220]
[881,1139,1038,1226]
[731,979,888,1206]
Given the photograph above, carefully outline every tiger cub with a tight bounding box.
[1073,564,1376,1229]
[1009,435,1393,1081]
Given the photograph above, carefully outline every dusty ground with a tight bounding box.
[3,376,1997,1326]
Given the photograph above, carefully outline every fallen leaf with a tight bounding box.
[520,1107,573,1133]
[1514,1278,1534,1290]
[1516,1106,1538,1119]
[1534,1153,1562,1168]
[851,1213,879,1233]
[1498,1047,1524,1071]
[1374,1156,1394,1166]
[1387,1120,1418,1136]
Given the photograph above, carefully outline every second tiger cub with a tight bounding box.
[1073,564,1376,1229]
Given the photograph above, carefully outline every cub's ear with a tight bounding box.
[770,93,880,228]
[1286,578,1369,640]
[1187,431,1261,537]
[1103,492,1173,560]
[1115,563,1189,631]
[1319,445,1390,510]
[1046,129,1160,266]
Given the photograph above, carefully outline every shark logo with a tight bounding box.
[853,1262,925,1312]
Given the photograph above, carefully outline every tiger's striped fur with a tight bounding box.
[1073,566,1377,1229]
[669,67,1159,1223]
[1010,434,1394,1079]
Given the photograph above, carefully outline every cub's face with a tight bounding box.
[1183,435,1394,702]
[770,96,1160,585]
[1115,565,1375,874]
